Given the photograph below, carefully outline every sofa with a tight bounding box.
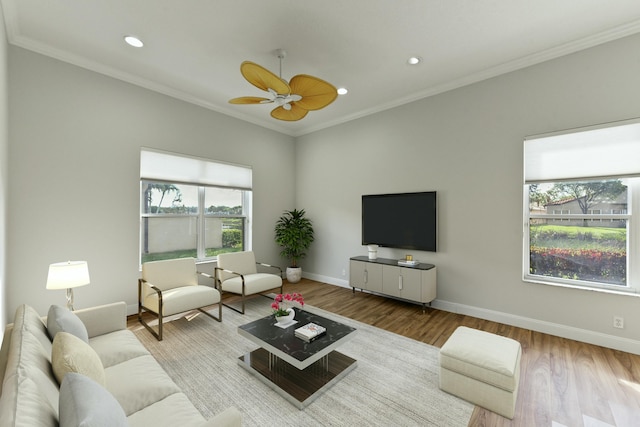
[0,302,241,426]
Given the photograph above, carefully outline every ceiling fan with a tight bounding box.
[229,49,338,121]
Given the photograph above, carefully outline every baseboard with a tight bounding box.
[303,272,350,288]
[436,300,640,355]
[302,273,640,355]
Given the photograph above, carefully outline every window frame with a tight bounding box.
[139,148,253,265]
[140,180,251,264]
[523,119,640,295]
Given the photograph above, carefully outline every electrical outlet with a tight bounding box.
[613,316,624,329]
[342,269,346,277]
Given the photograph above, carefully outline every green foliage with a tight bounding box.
[530,224,626,250]
[222,229,242,248]
[208,205,242,215]
[274,209,314,268]
[530,246,626,285]
[546,180,626,214]
[529,224,626,285]
[145,183,183,213]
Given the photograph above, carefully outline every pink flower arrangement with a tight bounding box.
[271,292,304,316]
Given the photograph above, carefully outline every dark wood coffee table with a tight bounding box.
[237,307,357,408]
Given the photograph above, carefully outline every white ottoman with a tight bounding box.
[439,326,521,419]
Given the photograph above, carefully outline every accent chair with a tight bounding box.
[138,257,222,341]
[215,251,283,314]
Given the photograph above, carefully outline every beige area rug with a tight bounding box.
[133,298,473,426]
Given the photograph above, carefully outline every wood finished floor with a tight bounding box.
[130,279,640,426]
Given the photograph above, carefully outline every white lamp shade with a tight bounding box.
[46,261,90,290]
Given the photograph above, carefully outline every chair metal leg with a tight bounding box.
[138,306,163,341]
[197,301,222,322]
[222,297,246,314]
[221,286,283,315]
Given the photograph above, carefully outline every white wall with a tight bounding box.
[5,28,640,354]
[0,6,8,332]
[296,33,640,353]
[6,46,295,319]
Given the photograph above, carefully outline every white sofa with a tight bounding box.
[0,302,241,426]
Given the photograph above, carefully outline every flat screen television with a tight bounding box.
[362,191,437,252]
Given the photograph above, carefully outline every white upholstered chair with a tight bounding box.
[215,251,283,314]
[138,257,221,340]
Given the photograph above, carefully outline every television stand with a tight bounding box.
[349,256,436,312]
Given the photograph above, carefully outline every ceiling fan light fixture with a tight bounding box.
[124,35,144,48]
[337,87,348,95]
[229,53,338,121]
[407,56,422,65]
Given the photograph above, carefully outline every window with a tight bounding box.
[140,149,252,264]
[523,119,640,293]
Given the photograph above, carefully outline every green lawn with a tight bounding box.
[530,224,626,252]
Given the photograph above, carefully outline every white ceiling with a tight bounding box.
[3,0,640,137]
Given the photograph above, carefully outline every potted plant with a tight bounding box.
[274,209,314,283]
[271,292,304,324]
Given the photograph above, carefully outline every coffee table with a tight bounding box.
[237,307,357,409]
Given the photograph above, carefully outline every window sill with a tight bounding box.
[523,275,639,297]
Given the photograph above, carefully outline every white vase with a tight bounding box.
[275,307,295,324]
[286,267,302,283]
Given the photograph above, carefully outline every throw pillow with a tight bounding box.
[59,372,127,427]
[47,305,89,343]
[52,332,105,386]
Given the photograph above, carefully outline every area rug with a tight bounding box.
[133,298,473,426]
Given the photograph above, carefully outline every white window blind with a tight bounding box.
[140,148,252,190]
[524,119,640,184]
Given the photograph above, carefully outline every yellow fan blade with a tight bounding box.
[271,104,308,121]
[229,96,270,104]
[240,61,290,95]
[289,74,338,111]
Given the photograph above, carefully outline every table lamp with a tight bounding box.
[46,261,90,311]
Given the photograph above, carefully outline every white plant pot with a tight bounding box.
[275,307,295,324]
[286,267,302,283]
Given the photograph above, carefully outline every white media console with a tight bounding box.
[349,256,437,311]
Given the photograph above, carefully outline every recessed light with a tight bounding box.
[124,35,144,48]
[337,87,348,95]
[407,56,422,65]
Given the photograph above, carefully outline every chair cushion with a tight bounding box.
[141,257,198,293]
[59,373,127,427]
[221,273,282,296]
[52,332,105,386]
[47,305,89,343]
[217,251,258,281]
[143,285,221,316]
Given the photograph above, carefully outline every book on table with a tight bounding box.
[295,322,327,342]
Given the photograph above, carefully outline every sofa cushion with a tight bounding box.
[47,305,89,343]
[126,392,205,427]
[104,354,181,416]
[88,329,149,368]
[59,373,127,427]
[0,305,60,427]
[52,332,105,386]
